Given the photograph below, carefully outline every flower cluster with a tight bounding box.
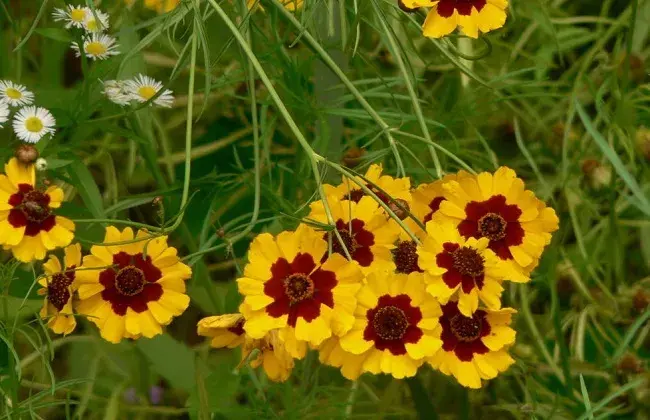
[53,5,120,60]
[0,80,56,144]
[401,0,509,39]
[102,75,174,108]
[198,164,559,388]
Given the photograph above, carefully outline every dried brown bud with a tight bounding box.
[618,353,644,374]
[617,53,645,84]
[636,127,650,162]
[389,198,410,220]
[633,289,650,313]
[15,144,39,164]
[398,0,418,13]
[581,159,611,189]
[217,227,226,238]
[152,196,163,206]
[341,147,366,168]
[42,179,51,186]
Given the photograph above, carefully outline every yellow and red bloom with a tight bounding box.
[418,222,520,316]
[321,164,412,210]
[198,311,294,382]
[238,224,363,358]
[438,167,559,279]
[37,243,82,335]
[330,272,442,379]
[76,227,192,343]
[404,0,508,39]
[0,158,75,262]
[429,301,516,388]
[308,196,400,274]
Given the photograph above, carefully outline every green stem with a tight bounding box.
[405,376,438,420]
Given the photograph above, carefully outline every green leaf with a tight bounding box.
[34,28,72,43]
[187,358,241,416]
[136,334,196,392]
[66,158,107,220]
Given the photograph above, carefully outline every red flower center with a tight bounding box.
[439,302,491,361]
[99,252,163,316]
[47,272,74,311]
[284,273,315,303]
[451,246,485,277]
[458,195,525,261]
[264,253,338,327]
[364,294,423,356]
[436,243,486,293]
[437,0,487,17]
[227,318,246,336]
[392,240,423,274]
[478,213,507,241]
[325,219,375,267]
[115,266,146,296]
[373,306,409,340]
[7,184,56,236]
[423,196,445,224]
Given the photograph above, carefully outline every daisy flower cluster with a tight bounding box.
[53,4,120,61]
[102,75,175,108]
[0,80,57,144]
[197,164,559,388]
[401,0,509,39]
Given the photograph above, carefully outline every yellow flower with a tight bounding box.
[438,167,559,279]
[329,272,442,379]
[37,244,82,335]
[0,158,75,262]
[237,224,363,358]
[244,0,304,11]
[308,196,400,274]
[198,311,294,382]
[428,301,516,388]
[405,0,508,39]
[76,227,192,344]
[321,163,412,209]
[143,0,180,13]
[417,222,522,316]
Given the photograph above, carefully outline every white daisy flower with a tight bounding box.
[52,5,88,29]
[12,106,57,144]
[125,74,174,108]
[102,80,132,106]
[0,101,9,128]
[71,34,120,60]
[0,80,35,107]
[82,9,110,33]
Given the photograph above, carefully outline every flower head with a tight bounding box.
[126,75,174,108]
[102,80,132,106]
[198,312,294,382]
[324,272,442,379]
[76,227,192,343]
[72,34,120,60]
[429,301,516,388]
[418,222,519,316]
[438,167,559,279]
[144,0,181,13]
[38,244,82,335]
[0,81,34,107]
[82,9,110,33]
[308,196,400,274]
[408,0,508,39]
[52,5,89,29]
[237,224,364,358]
[0,101,8,127]
[12,106,56,144]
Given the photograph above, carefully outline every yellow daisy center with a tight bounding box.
[25,116,44,133]
[86,19,98,31]
[70,9,86,22]
[85,41,107,56]
[115,266,146,296]
[5,87,22,100]
[138,86,157,100]
[373,306,409,340]
[283,273,314,304]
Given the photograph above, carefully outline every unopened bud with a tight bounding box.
[35,158,48,172]
[636,127,650,162]
[388,198,410,220]
[15,144,39,164]
[618,353,644,374]
[152,196,163,206]
[633,289,650,313]
[341,147,366,168]
[581,159,611,189]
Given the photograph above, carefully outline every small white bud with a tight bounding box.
[35,157,48,171]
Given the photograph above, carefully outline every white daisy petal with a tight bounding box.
[82,9,110,33]
[0,101,9,128]
[0,80,35,107]
[102,80,132,106]
[125,74,174,108]
[12,106,57,144]
[71,34,120,61]
[52,5,88,29]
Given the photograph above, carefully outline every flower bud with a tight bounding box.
[341,147,366,168]
[636,126,650,162]
[15,144,39,164]
[388,198,410,220]
[581,159,611,189]
[618,353,644,374]
[35,158,48,172]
